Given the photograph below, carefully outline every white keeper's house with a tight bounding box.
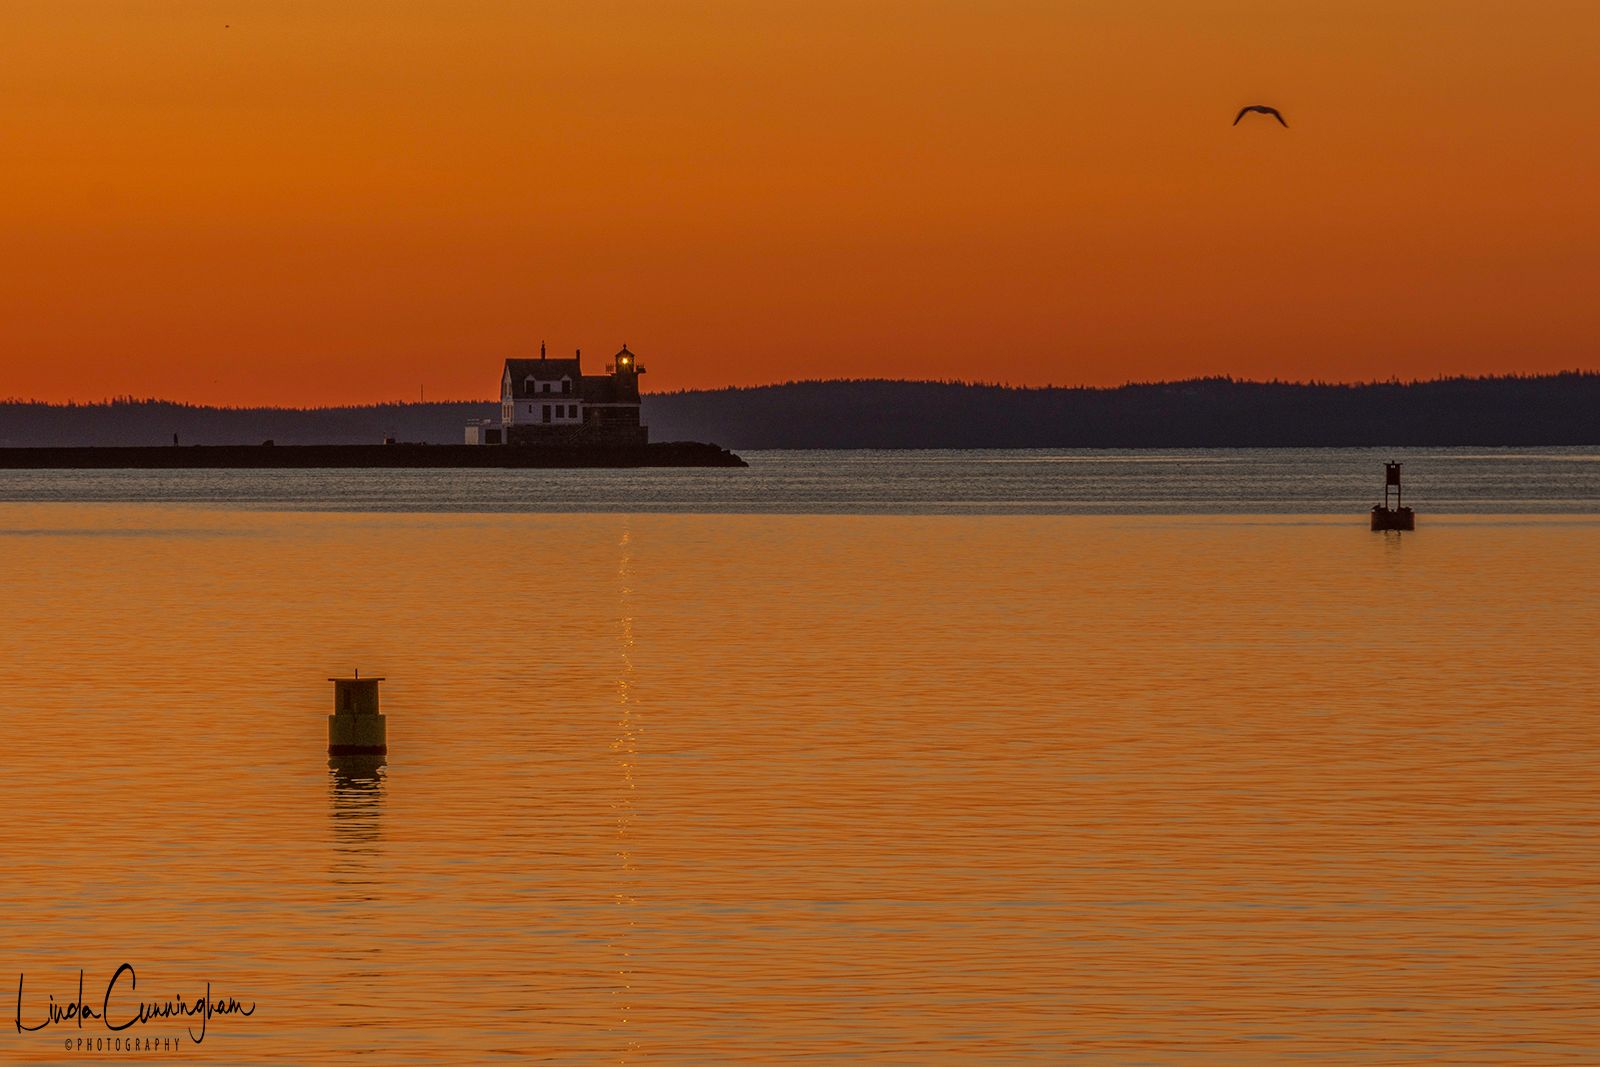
[465,342,647,447]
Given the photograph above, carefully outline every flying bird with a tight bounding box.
[1234,105,1288,127]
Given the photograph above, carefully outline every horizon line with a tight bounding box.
[4,368,1597,412]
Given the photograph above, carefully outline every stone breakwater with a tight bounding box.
[0,441,746,469]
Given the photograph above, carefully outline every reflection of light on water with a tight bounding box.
[973,454,1236,464]
[328,755,385,892]
[326,755,387,994]
[611,526,640,1061]
[1379,527,1407,560]
[1440,454,1600,463]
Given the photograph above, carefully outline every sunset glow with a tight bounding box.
[3,1,1597,404]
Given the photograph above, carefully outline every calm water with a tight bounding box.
[0,446,1598,512]
[1,451,1596,1064]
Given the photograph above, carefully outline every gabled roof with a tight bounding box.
[505,358,581,398]
[506,358,580,381]
[502,352,642,405]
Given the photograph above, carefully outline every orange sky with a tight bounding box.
[2,1,1597,405]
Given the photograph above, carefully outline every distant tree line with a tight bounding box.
[0,399,495,448]
[642,372,1600,448]
[1,372,1597,449]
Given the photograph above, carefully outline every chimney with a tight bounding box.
[540,340,546,360]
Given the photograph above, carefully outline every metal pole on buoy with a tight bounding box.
[1370,461,1416,530]
[328,674,387,755]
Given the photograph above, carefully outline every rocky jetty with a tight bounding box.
[0,441,746,469]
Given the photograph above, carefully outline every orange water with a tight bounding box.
[1,505,1595,1064]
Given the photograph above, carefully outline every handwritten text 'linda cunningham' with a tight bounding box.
[15,965,255,1045]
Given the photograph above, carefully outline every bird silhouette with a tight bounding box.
[1233,104,1288,127]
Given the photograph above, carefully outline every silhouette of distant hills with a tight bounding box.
[3,372,1597,449]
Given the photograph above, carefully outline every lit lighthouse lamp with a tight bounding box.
[610,344,642,376]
